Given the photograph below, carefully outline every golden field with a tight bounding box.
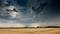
[0,28,60,34]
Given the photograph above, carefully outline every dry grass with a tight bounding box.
[54,31,60,34]
[0,28,60,34]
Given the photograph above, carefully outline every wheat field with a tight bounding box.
[0,28,60,34]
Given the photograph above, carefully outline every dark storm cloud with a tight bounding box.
[48,0,60,15]
[28,0,60,22]
[16,0,28,7]
[0,0,60,26]
[0,0,60,21]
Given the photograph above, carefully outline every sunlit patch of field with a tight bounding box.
[0,28,60,34]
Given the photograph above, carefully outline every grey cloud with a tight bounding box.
[0,0,60,27]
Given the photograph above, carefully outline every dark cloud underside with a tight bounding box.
[0,0,60,27]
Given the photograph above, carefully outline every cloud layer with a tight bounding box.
[0,0,60,27]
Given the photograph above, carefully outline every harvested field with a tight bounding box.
[0,28,60,34]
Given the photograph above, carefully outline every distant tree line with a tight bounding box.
[36,26,60,28]
[24,26,60,28]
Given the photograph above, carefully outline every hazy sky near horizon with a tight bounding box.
[0,0,60,27]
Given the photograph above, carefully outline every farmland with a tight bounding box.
[0,28,60,34]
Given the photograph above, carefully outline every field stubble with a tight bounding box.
[0,28,60,34]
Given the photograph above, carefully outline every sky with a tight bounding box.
[0,0,60,27]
